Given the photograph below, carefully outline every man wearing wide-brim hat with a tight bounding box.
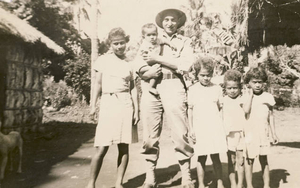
[138,8,195,188]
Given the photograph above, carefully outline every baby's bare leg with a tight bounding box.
[149,79,159,96]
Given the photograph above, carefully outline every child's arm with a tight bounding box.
[243,87,254,119]
[187,107,196,143]
[130,79,140,126]
[269,106,279,144]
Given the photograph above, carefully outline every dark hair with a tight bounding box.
[107,27,130,45]
[193,56,214,78]
[141,23,157,35]
[244,67,268,84]
[224,69,242,88]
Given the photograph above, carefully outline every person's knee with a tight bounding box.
[197,155,207,163]
[118,144,129,155]
[259,155,268,166]
[227,151,236,164]
[210,153,221,162]
[94,147,108,159]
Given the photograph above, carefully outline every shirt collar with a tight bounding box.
[162,31,182,40]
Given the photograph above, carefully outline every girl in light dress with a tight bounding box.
[87,28,139,188]
[220,70,246,188]
[188,57,227,188]
[243,67,279,188]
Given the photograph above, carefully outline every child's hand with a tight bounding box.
[89,106,97,122]
[243,85,253,98]
[272,134,279,145]
[132,110,140,126]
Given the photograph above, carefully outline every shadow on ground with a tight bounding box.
[124,163,231,188]
[252,168,290,188]
[276,142,300,149]
[124,162,290,188]
[2,121,96,188]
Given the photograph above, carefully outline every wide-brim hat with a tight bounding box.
[155,8,186,29]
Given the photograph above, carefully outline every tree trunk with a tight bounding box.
[90,0,98,104]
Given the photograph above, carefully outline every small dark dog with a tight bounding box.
[0,130,23,181]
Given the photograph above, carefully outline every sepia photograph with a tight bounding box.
[0,0,300,187]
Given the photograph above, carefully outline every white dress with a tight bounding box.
[93,53,135,146]
[188,83,227,156]
[244,92,276,158]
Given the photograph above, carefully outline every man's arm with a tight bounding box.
[138,64,162,81]
[145,38,194,73]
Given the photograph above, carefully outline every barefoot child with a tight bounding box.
[87,27,139,188]
[221,70,245,188]
[138,23,176,96]
[188,57,227,188]
[243,67,279,188]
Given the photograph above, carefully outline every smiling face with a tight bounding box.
[225,81,241,99]
[249,78,265,95]
[110,38,127,57]
[197,68,213,86]
[162,14,179,36]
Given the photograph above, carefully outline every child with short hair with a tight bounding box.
[188,56,227,188]
[221,70,245,188]
[138,23,176,96]
[243,67,279,188]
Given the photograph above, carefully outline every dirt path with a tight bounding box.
[2,108,300,188]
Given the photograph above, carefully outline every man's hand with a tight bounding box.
[142,64,162,80]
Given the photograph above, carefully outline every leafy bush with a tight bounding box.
[43,77,72,109]
[64,52,91,103]
[249,45,300,107]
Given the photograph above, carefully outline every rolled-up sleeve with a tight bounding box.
[176,38,194,73]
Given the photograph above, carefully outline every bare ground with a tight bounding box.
[2,107,300,188]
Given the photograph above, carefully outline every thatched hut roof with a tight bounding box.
[0,7,64,54]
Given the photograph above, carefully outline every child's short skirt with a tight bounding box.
[94,92,134,147]
[227,131,245,152]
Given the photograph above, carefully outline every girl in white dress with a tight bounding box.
[220,70,246,188]
[87,28,139,188]
[188,57,227,188]
[243,67,279,188]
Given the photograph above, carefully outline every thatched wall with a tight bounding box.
[0,41,43,134]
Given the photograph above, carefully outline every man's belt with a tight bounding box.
[162,72,179,80]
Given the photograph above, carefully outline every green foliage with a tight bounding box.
[256,45,300,87]
[43,77,72,109]
[249,45,300,107]
[63,52,91,103]
[2,0,91,81]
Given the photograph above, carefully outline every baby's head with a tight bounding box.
[141,23,158,45]
[224,70,242,99]
[193,56,214,86]
[244,67,268,95]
